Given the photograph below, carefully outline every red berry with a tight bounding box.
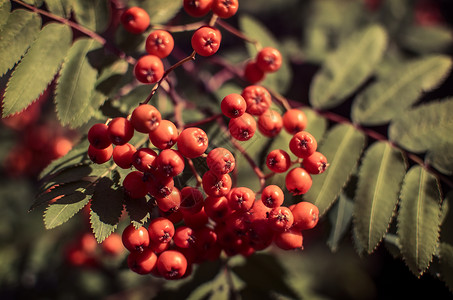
[282,109,307,134]
[227,186,255,211]
[101,233,124,256]
[289,131,317,159]
[241,85,272,116]
[155,186,182,212]
[113,143,136,169]
[149,119,179,149]
[88,123,111,149]
[108,117,134,146]
[145,30,174,59]
[206,147,236,175]
[266,149,291,173]
[132,147,158,173]
[177,127,209,158]
[261,185,284,208]
[183,0,213,17]
[121,7,150,34]
[88,144,113,164]
[221,93,247,118]
[173,226,196,248]
[228,112,256,141]
[148,217,175,243]
[285,167,312,195]
[303,151,329,175]
[273,228,303,250]
[191,26,222,57]
[156,250,188,280]
[127,248,157,274]
[267,206,294,232]
[202,170,232,197]
[291,201,319,230]
[134,55,165,84]
[123,171,148,198]
[121,224,150,252]
[180,186,204,214]
[155,149,185,177]
[244,60,265,84]
[256,47,282,73]
[257,109,283,137]
[130,104,162,133]
[147,173,175,198]
[211,0,238,19]
[204,195,232,221]
[183,206,209,229]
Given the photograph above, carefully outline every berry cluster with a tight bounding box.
[244,47,283,84]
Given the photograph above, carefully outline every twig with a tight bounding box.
[216,19,261,49]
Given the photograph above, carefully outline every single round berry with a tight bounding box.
[155,186,182,212]
[132,147,158,173]
[177,127,209,158]
[107,117,134,146]
[123,170,148,198]
[241,85,272,116]
[121,224,150,252]
[206,147,236,175]
[211,0,239,19]
[202,170,232,197]
[88,144,113,164]
[112,143,136,169]
[267,206,294,232]
[191,26,222,57]
[303,151,329,175]
[256,47,283,73]
[257,109,283,137]
[145,30,174,58]
[134,55,165,84]
[156,250,188,280]
[283,109,307,134]
[228,112,257,141]
[289,131,317,159]
[204,195,232,221]
[155,149,185,177]
[183,0,213,17]
[127,248,157,274]
[149,119,179,149]
[285,167,312,195]
[88,123,111,149]
[266,149,291,173]
[147,174,175,198]
[244,60,265,84]
[130,104,162,133]
[173,226,196,248]
[148,217,175,243]
[227,186,255,211]
[121,6,150,34]
[180,186,205,214]
[291,201,319,230]
[273,228,303,250]
[261,185,284,208]
[221,93,247,118]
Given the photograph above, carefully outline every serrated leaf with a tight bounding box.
[0,0,11,28]
[353,141,406,254]
[129,0,182,24]
[33,180,94,211]
[389,98,453,153]
[124,196,151,229]
[44,191,91,229]
[0,9,41,77]
[352,55,452,125]
[3,22,71,117]
[44,0,72,18]
[55,38,101,127]
[397,165,442,277]
[309,25,387,109]
[71,0,108,32]
[239,15,292,94]
[327,192,354,253]
[426,142,453,176]
[304,124,366,216]
[440,243,453,293]
[90,178,124,242]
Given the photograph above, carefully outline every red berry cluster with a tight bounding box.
[244,47,283,84]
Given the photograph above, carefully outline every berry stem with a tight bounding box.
[152,21,206,32]
[216,19,261,50]
[186,158,203,186]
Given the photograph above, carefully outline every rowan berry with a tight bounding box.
[88,123,111,149]
[177,127,209,158]
[267,206,294,232]
[88,144,113,164]
[211,0,239,19]
[173,226,196,248]
[191,26,222,57]
[256,47,282,73]
[183,206,209,229]
[155,186,182,212]
[282,108,307,134]
[228,112,256,141]
[180,186,204,214]
[289,131,317,159]
[221,93,247,118]
[127,248,157,275]
[261,185,284,208]
[101,233,124,256]
[291,201,319,230]
[183,0,213,17]
[148,217,175,244]
[145,30,174,59]
[202,170,232,197]
[241,85,272,116]
[132,147,158,173]
[285,167,312,195]
[155,149,185,177]
[150,240,171,254]
[206,147,235,175]
[244,60,265,84]
[121,7,150,34]
[130,104,162,133]
[227,186,255,211]
[112,143,136,169]
[121,224,150,252]
[123,171,148,198]
[302,151,328,175]
[149,119,179,149]
[257,109,283,137]
[266,149,291,173]
[156,250,188,280]
[273,228,303,250]
[134,55,165,84]
[107,117,134,146]
[204,195,231,221]
[147,174,175,198]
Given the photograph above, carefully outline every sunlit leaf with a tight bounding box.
[44,191,91,229]
[426,142,453,176]
[400,25,453,54]
[45,0,72,18]
[440,242,453,293]
[398,165,442,277]
[129,0,182,24]
[71,0,109,32]
[0,0,11,28]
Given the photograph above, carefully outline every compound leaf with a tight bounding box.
[44,191,91,229]
[352,55,452,125]
[0,9,41,77]
[397,165,442,277]
[304,123,366,216]
[3,22,72,117]
[389,98,453,153]
[310,24,387,109]
[353,141,406,254]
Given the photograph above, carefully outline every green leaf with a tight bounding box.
[353,141,406,254]
[55,38,101,127]
[186,268,234,300]
[45,0,72,18]
[124,196,151,229]
[327,191,354,253]
[0,0,11,28]
[90,178,124,242]
[239,14,292,94]
[440,243,453,293]
[71,0,109,33]
[309,24,387,109]
[3,22,72,117]
[400,25,453,55]
[0,9,41,77]
[389,98,453,153]
[129,0,182,24]
[44,190,91,229]
[397,165,442,277]
[304,123,366,216]
[426,142,453,176]
[351,55,452,125]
